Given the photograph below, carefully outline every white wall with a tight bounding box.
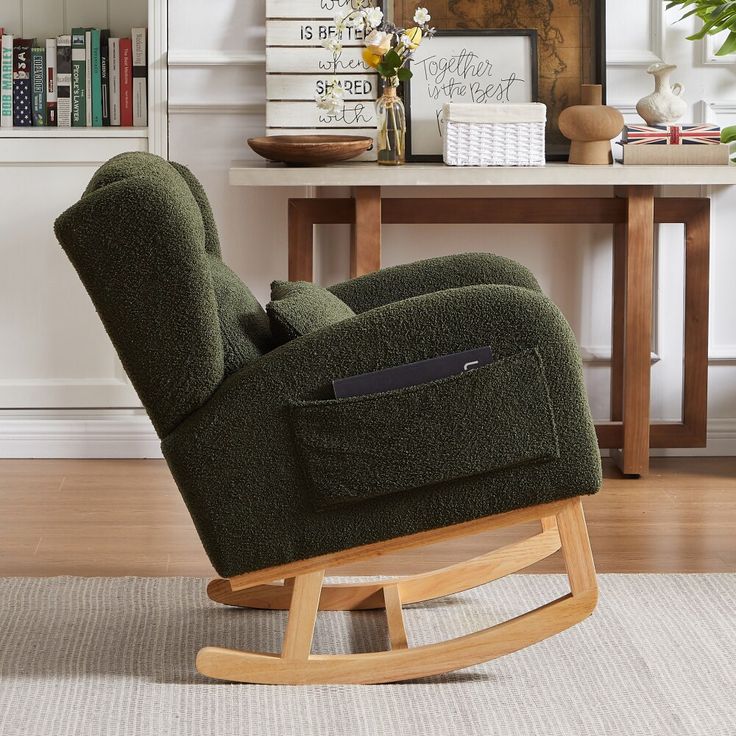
[1,0,735,456]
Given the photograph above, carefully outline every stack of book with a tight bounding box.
[0,26,147,128]
[618,124,730,165]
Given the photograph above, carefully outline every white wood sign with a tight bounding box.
[267,0,358,19]
[266,20,367,47]
[267,48,373,74]
[267,101,377,128]
[268,74,378,100]
[266,0,380,160]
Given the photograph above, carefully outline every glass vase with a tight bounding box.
[375,84,406,165]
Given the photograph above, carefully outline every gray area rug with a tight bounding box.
[0,575,734,736]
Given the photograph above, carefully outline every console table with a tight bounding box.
[230,161,736,476]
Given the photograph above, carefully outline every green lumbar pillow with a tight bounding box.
[267,280,356,344]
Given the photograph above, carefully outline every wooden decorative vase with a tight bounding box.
[559,85,624,166]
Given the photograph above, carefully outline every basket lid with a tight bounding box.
[443,103,547,124]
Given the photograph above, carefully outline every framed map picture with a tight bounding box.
[404,30,539,162]
[393,0,606,160]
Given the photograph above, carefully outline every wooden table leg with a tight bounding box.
[682,199,710,444]
[288,200,314,281]
[350,186,382,277]
[613,186,655,477]
[610,220,626,423]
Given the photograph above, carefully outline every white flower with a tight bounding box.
[413,7,431,25]
[315,79,345,115]
[334,9,349,30]
[316,96,342,114]
[364,7,384,28]
[364,29,392,54]
[315,91,344,115]
[345,10,365,28]
[329,80,345,98]
[321,37,343,54]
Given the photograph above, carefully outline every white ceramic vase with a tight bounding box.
[636,63,687,126]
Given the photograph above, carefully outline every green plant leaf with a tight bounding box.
[383,49,401,68]
[721,124,736,143]
[716,28,736,54]
[377,62,395,77]
[397,67,412,81]
[669,0,736,53]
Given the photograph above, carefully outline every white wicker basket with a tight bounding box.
[443,103,546,167]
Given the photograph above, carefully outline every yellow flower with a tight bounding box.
[362,47,382,69]
[403,27,422,50]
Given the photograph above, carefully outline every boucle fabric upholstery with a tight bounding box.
[54,152,271,435]
[56,152,602,579]
[170,161,273,370]
[291,347,560,510]
[267,280,356,344]
[163,284,600,577]
[328,252,542,312]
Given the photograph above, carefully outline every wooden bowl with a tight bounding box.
[247,135,373,166]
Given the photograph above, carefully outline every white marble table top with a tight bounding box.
[230,160,736,188]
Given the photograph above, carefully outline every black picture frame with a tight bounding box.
[404,29,540,163]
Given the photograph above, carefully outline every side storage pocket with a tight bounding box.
[289,347,559,510]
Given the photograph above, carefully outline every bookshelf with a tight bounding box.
[0,0,168,157]
[0,0,168,415]
[0,127,149,138]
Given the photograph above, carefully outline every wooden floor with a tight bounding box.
[1,457,734,576]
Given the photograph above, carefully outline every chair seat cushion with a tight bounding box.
[267,281,356,344]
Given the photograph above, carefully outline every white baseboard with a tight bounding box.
[0,411,161,459]
[1,412,735,459]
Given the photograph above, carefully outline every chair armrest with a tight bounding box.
[327,252,541,314]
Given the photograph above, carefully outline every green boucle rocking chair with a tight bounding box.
[55,152,602,685]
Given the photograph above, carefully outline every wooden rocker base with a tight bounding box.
[197,496,598,685]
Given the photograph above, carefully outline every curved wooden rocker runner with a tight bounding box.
[198,496,598,685]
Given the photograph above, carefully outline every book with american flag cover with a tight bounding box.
[622,124,721,145]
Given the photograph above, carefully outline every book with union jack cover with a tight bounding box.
[622,124,721,145]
